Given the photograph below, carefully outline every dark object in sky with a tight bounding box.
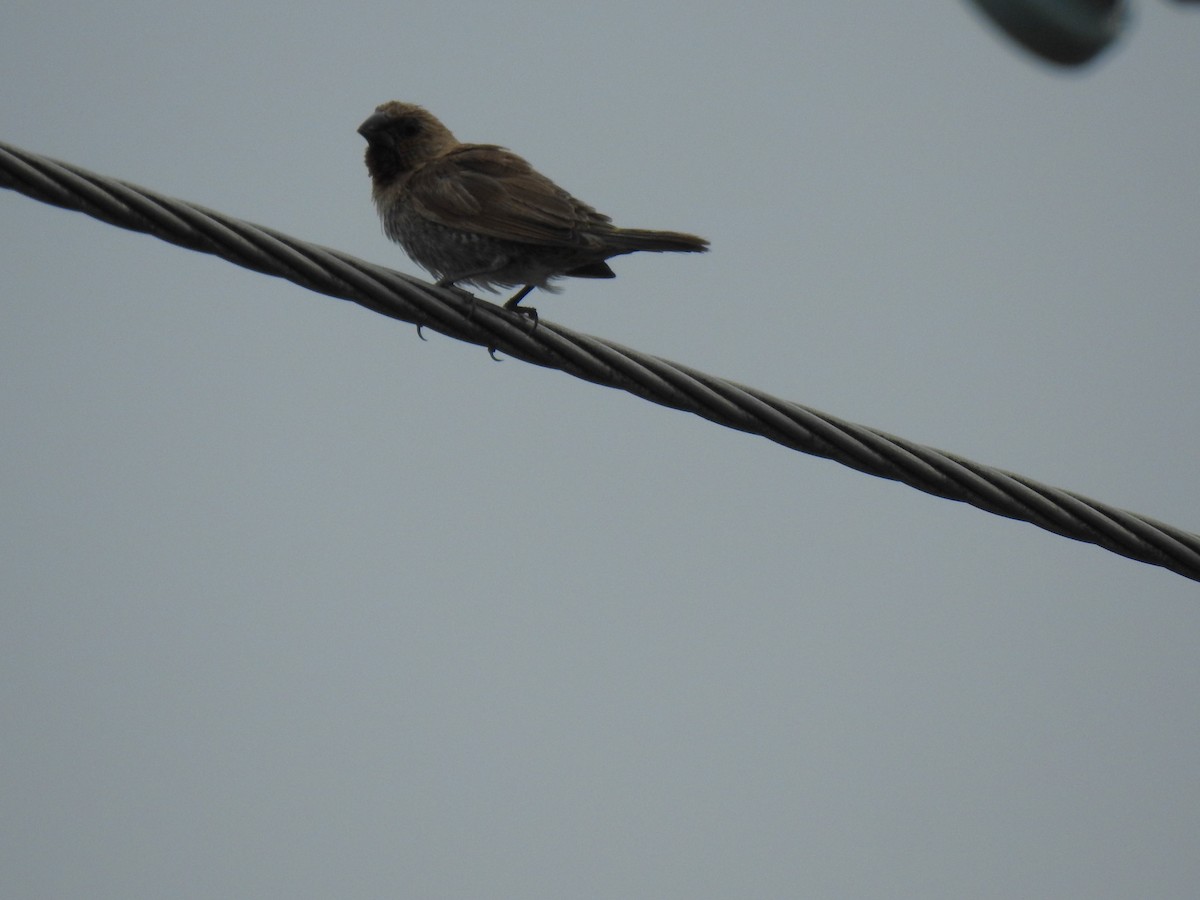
[967,0,1128,65]
[358,101,708,317]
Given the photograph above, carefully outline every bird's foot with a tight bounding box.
[506,303,539,330]
[435,278,479,309]
[504,286,539,333]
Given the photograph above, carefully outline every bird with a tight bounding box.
[357,101,708,319]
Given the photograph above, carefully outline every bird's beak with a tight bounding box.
[357,113,388,140]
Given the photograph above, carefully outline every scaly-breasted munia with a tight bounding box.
[358,101,708,316]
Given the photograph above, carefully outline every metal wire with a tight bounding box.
[3,139,1197,584]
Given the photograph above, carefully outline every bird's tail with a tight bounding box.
[606,228,709,255]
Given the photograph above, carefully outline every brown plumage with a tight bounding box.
[357,101,708,314]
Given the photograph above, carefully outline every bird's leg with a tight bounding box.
[431,275,487,330]
[434,276,479,301]
[483,285,540,361]
[504,285,538,329]
[504,284,535,308]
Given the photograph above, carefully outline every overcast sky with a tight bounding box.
[3,2,1199,897]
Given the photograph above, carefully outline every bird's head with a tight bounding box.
[358,101,457,185]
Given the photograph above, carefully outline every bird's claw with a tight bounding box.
[504,302,539,333]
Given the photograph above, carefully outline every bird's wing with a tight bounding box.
[406,145,612,247]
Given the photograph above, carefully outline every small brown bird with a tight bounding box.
[358,101,708,316]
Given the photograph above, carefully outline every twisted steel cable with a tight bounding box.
[2,139,1198,584]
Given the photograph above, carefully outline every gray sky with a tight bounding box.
[3,2,1199,897]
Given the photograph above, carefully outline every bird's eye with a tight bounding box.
[392,117,421,139]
